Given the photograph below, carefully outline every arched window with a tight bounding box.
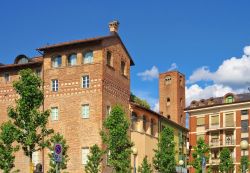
[150,119,155,136]
[17,57,28,64]
[67,53,77,66]
[83,51,93,64]
[51,55,62,68]
[131,112,138,130]
[165,76,171,85]
[167,97,170,106]
[143,115,147,132]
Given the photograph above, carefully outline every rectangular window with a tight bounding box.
[241,110,249,115]
[197,117,205,126]
[121,61,126,75]
[225,113,234,127]
[4,73,9,82]
[196,134,205,141]
[51,107,59,121]
[106,105,111,116]
[36,69,41,76]
[211,115,219,125]
[242,138,249,142]
[52,79,59,92]
[241,120,248,133]
[82,104,90,119]
[82,148,89,165]
[82,75,90,88]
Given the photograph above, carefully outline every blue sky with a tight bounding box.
[1,0,250,112]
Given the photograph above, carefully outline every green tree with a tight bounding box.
[100,105,133,173]
[47,133,69,173]
[219,148,234,173]
[0,121,19,173]
[240,155,249,172]
[130,93,150,109]
[85,144,103,173]
[191,138,209,173]
[7,69,54,173]
[138,156,153,173]
[153,127,176,173]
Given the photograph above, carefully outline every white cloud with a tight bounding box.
[244,45,250,56]
[185,84,246,106]
[153,102,159,112]
[188,46,250,88]
[168,63,178,71]
[137,66,159,81]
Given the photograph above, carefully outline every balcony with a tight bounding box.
[224,139,235,146]
[210,139,220,148]
[209,158,220,165]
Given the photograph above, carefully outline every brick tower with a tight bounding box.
[159,71,185,127]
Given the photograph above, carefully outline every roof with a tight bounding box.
[0,56,43,70]
[37,33,135,66]
[186,92,250,111]
[130,102,189,131]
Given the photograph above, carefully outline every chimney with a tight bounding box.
[109,20,120,33]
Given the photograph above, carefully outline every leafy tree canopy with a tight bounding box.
[219,148,234,173]
[191,138,209,173]
[0,121,19,173]
[130,93,151,109]
[101,105,133,173]
[153,127,176,173]
[85,144,103,173]
[138,156,153,173]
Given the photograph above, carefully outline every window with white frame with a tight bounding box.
[51,55,62,68]
[52,79,59,92]
[82,147,90,165]
[82,75,90,88]
[83,51,93,64]
[82,104,90,119]
[51,107,59,121]
[67,54,77,66]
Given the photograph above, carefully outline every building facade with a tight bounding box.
[130,102,189,173]
[0,21,188,173]
[187,93,250,173]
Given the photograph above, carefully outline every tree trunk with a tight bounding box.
[30,153,33,173]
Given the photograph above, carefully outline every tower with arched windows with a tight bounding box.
[159,71,186,127]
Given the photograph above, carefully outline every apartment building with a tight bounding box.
[0,21,188,173]
[187,93,250,173]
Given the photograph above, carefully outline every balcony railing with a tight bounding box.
[210,139,220,147]
[225,139,235,146]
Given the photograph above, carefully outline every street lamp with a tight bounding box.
[179,160,184,173]
[132,147,138,173]
[240,140,249,173]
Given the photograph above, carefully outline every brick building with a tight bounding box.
[0,21,188,172]
[159,71,186,127]
[186,93,250,173]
